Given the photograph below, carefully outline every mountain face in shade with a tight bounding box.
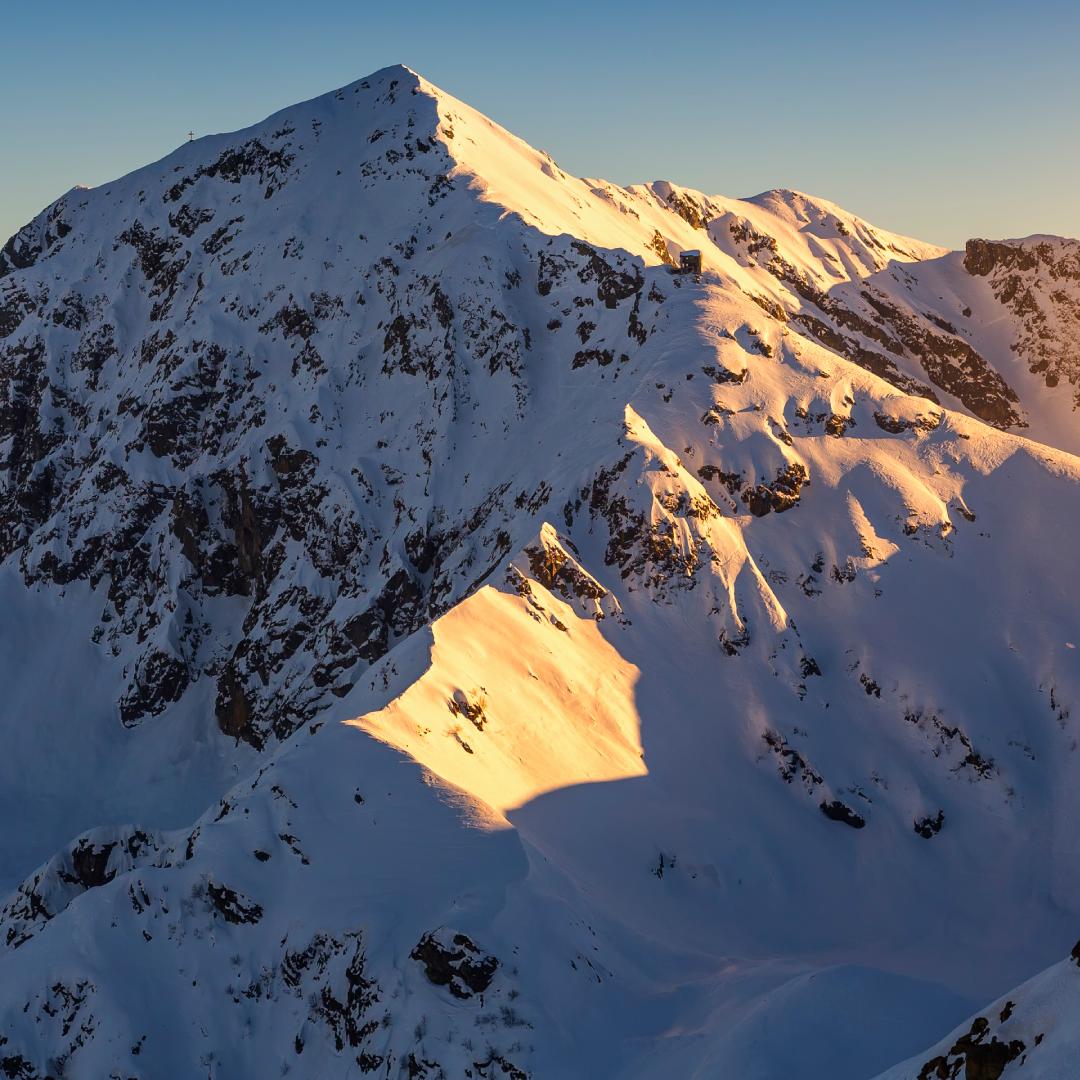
[0,64,1079,1078]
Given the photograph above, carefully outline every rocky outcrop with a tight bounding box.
[966,237,1080,406]
[0,826,166,950]
[820,799,866,829]
[411,930,499,999]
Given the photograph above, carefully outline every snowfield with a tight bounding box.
[1,64,1079,1078]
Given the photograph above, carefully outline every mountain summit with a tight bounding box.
[1,65,1079,1078]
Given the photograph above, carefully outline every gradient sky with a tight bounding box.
[3,0,1078,250]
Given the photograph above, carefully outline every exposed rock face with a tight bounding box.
[0,826,165,950]
[516,522,622,621]
[963,238,1013,278]
[411,930,499,999]
[965,236,1080,406]
[915,1015,1025,1080]
[718,216,1024,428]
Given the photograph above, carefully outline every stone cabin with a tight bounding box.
[680,250,702,274]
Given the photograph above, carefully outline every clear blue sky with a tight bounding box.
[3,0,1078,249]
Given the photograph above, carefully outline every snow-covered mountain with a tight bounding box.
[1,64,1078,1078]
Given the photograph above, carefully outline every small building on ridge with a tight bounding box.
[680,250,702,275]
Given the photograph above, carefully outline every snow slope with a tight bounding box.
[874,939,1080,1080]
[1,64,1079,1078]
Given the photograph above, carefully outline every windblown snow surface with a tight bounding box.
[1,65,1079,1078]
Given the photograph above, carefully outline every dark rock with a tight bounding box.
[914,810,945,839]
[411,931,499,999]
[206,881,263,925]
[820,800,866,829]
